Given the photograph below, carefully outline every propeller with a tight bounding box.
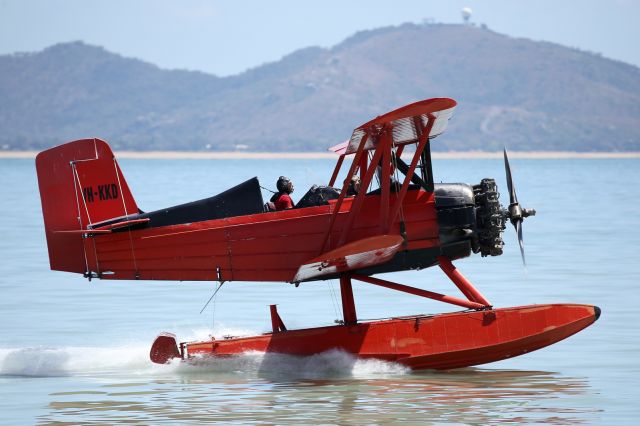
[503,148,536,265]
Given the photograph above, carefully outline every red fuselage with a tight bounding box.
[87,189,439,282]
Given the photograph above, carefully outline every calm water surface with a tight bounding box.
[0,157,638,424]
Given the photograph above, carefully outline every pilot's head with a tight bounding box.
[348,175,361,195]
[277,176,294,194]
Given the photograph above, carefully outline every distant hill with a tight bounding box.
[1,23,639,152]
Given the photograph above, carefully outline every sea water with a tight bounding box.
[0,157,638,424]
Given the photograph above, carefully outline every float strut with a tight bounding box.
[351,274,485,310]
[270,304,287,333]
[437,256,492,307]
[339,275,358,325]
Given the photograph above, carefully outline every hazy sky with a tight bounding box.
[1,0,638,76]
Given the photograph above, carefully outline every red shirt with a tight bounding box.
[274,193,293,210]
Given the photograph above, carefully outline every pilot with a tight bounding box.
[271,176,295,210]
[347,175,361,196]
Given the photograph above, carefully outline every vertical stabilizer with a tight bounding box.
[35,138,138,274]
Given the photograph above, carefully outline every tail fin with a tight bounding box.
[36,138,139,274]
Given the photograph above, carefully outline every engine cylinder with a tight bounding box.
[472,178,506,257]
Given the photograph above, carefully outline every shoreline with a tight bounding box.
[2,150,639,159]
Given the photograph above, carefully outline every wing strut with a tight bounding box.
[336,133,387,246]
[336,265,490,325]
[319,134,370,253]
[328,154,345,187]
[385,114,435,233]
[351,274,485,310]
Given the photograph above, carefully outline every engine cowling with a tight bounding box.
[434,178,506,258]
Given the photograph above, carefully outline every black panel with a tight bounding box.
[434,183,474,208]
[139,177,265,228]
[103,177,265,231]
[434,183,477,246]
[295,185,340,208]
[355,241,472,277]
[436,206,475,228]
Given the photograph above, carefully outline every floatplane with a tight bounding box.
[36,98,599,370]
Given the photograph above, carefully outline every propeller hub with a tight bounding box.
[508,202,523,224]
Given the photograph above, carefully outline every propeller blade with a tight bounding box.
[503,148,518,204]
[515,219,525,265]
[502,147,532,265]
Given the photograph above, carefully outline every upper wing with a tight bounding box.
[344,98,457,155]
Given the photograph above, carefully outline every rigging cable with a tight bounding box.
[200,281,225,314]
[326,279,341,323]
[259,185,276,194]
[211,284,218,336]
[71,162,92,277]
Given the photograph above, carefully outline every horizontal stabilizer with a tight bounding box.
[54,229,112,235]
[92,217,150,231]
[53,218,151,235]
[293,235,404,282]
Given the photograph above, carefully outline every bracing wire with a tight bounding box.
[326,279,341,322]
[211,286,218,336]
[70,163,91,276]
[200,281,225,314]
[259,185,276,194]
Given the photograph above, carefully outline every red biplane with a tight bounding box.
[36,98,599,370]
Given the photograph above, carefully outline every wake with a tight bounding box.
[0,330,409,379]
